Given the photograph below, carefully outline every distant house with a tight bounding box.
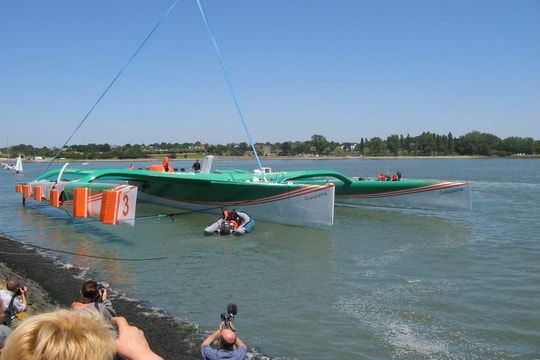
[34,156,43,161]
[340,143,358,152]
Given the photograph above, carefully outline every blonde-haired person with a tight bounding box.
[1,310,162,360]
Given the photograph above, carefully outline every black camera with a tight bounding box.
[220,303,237,328]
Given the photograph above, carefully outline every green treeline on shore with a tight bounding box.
[1,131,539,160]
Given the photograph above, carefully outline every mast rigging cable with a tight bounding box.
[195,0,266,178]
[44,0,180,174]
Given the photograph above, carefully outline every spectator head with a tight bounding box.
[81,280,101,302]
[220,329,236,350]
[1,310,115,360]
[5,279,21,293]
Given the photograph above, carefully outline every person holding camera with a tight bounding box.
[0,278,28,327]
[71,280,117,320]
[201,322,246,360]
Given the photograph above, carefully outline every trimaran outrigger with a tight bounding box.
[14,2,470,227]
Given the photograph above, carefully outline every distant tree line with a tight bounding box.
[1,131,539,159]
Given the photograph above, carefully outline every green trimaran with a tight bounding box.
[25,155,470,227]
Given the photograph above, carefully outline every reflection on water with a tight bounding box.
[1,159,539,359]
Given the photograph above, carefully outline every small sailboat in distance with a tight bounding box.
[14,155,23,174]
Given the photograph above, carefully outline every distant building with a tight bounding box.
[340,143,358,151]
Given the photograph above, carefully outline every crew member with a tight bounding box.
[222,208,229,220]
[162,155,170,172]
[128,163,135,170]
[192,159,201,172]
[378,173,386,181]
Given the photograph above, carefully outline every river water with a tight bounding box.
[1,158,539,359]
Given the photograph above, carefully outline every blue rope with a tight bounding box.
[44,0,180,174]
[195,0,266,178]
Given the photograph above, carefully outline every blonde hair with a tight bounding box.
[1,309,116,360]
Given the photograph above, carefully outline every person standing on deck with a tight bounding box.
[192,159,201,172]
[162,155,170,172]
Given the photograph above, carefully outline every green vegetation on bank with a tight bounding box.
[1,132,539,160]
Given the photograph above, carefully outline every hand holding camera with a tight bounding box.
[220,303,237,329]
[17,285,28,295]
[96,283,107,300]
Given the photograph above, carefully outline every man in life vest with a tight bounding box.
[162,155,170,172]
[227,209,242,232]
[221,208,242,232]
[391,173,398,181]
[378,173,386,181]
[128,163,135,170]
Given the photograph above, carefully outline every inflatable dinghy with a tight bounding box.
[204,211,255,236]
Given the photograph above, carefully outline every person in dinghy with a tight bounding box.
[204,208,255,236]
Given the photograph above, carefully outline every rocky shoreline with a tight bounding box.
[0,235,248,360]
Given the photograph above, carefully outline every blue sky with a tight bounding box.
[1,0,539,147]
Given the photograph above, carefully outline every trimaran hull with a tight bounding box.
[333,180,470,210]
[29,168,335,227]
[279,175,470,210]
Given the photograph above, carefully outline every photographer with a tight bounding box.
[71,280,116,320]
[201,321,246,360]
[0,278,28,327]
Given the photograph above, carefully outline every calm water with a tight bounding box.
[1,159,539,359]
